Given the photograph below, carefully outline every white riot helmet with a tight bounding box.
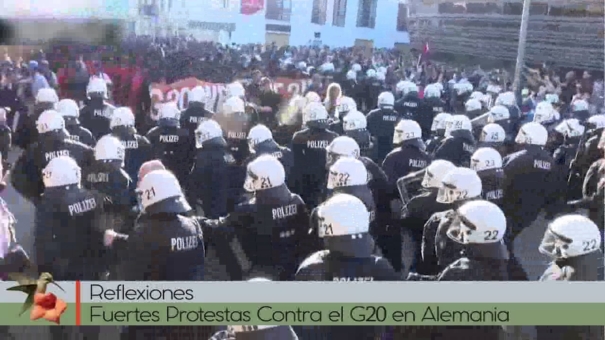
[539,214,601,259]
[393,119,422,144]
[303,102,329,126]
[469,91,484,101]
[495,91,515,107]
[487,105,510,123]
[86,77,108,98]
[431,113,452,132]
[515,122,548,146]
[244,155,285,192]
[189,86,207,104]
[222,96,245,115]
[377,66,387,74]
[454,82,473,95]
[376,72,386,82]
[327,157,368,189]
[56,99,79,118]
[337,96,357,118]
[305,91,321,103]
[320,62,335,73]
[555,119,585,138]
[35,88,59,104]
[587,115,605,130]
[533,102,556,125]
[158,102,181,121]
[366,69,377,78]
[247,124,273,153]
[36,110,65,134]
[572,99,589,112]
[471,147,502,172]
[297,61,307,70]
[447,200,506,245]
[421,160,456,188]
[317,194,370,238]
[401,81,418,95]
[351,64,362,72]
[444,115,472,137]
[346,70,357,80]
[465,99,482,112]
[225,82,246,99]
[326,136,360,168]
[480,123,506,144]
[137,169,190,212]
[94,135,125,166]
[377,92,395,107]
[195,119,223,148]
[436,167,482,204]
[424,84,441,99]
[42,156,81,188]
[110,107,136,129]
[343,111,367,131]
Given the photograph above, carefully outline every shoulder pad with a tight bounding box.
[297,250,329,271]
[429,210,452,223]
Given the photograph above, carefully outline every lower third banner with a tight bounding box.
[3,303,603,326]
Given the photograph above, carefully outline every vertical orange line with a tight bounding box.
[75,281,81,326]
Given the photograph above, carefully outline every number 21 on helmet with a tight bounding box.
[244,155,285,192]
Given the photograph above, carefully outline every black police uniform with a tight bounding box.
[35,185,107,280]
[576,128,604,174]
[199,184,309,281]
[146,121,193,185]
[188,137,238,219]
[84,160,136,230]
[422,209,463,275]
[366,106,402,162]
[394,91,422,122]
[419,97,445,136]
[501,146,565,242]
[477,168,506,208]
[537,251,604,340]
[111,195,205,280]
[295,232,399,340]
[215,111,254,165]
[64,116,96,147]
[434,130,476,167]
[179,103,214,137]
[110,126,153,190]
[11,130,94,205]
[425,130,446,156]
[245,139,294,183]
[79,99,115,140]
[291,126,338,208]
[382,142,431,199]
[402,187,451,275]
[14,102,55,149]
[345,129,379,164]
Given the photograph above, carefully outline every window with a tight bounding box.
[396,3,407,31]
[503,3,523,15]
[266,0,292,21]
[357,0,377,28]
[312,0,328,25]
[529,3,548,15]
[333,0,347,27]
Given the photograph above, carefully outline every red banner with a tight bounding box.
[57,62,139,110]
[241,0,264,15]
[149,76,312,118]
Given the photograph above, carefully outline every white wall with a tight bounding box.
[173,0,409,47]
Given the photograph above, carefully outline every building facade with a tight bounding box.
[407,0,604,70]
[134,0,411,48]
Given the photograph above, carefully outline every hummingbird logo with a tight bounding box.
[6,272,68,324]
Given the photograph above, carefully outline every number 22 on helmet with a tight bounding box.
[327,157,368,190]
[447,200,506,245]
[539,214,601,259]
[244,155,285,192]
[436,167,482,204]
